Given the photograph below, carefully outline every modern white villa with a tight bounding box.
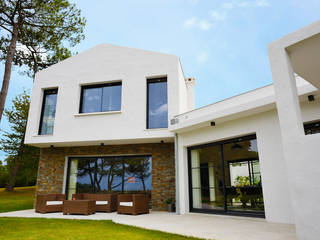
[25,21,320,240]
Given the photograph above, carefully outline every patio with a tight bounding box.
[0,210,296,240]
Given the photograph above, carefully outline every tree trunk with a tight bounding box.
[5,132,25,192]
[86,162,94,192]
[107,165,114,191]
[121,161,125,193]
[141,175,146,192]
[0,23,19,122]
[5,159,21,192]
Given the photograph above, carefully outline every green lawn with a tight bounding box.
[0,187,201,239]
[0,186,35,213]
[0,217,200,240]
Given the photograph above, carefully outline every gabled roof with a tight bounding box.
[35,43,180,79]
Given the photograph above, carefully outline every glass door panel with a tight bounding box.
[190,145,224,211]
[223,139,264,213]
[189,135,264,217]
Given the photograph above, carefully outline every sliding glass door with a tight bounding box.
[190,144,225,210]
[189,135,264,217]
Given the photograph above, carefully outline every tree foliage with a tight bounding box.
[0,90,39,191]
[0,0,86,121]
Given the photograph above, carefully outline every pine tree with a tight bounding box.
[0,0,86,121]
[0,90,39,191]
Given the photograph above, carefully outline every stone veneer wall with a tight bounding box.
[36,143,175,211]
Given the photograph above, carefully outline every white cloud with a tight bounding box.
[198,20,212,30]
[150,104,168,116]
[208,0,270,23]
[16,44,30,55]
[222,2,234,9]
[183,17,212,31]
[196,52,208,64]
[188,0,199,5]
[237,1,249,8]
[184,0,270,32]
[183,17,197,28]
[210,10,227,21]
[236,0,270,8]
[255,0,270,7]
[16,44,48,60]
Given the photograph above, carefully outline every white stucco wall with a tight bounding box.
[25,44,189,147]
[176,99,320,224]
[268,21,320,240]
[177,61,189,114]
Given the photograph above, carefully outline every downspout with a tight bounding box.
[174,133,180,214]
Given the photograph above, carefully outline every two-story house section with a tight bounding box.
[24,20,320,240]
[25,44,194,211]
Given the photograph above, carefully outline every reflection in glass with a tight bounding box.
[190,145,224,210]
[67,156,152,199]
[224,139,264,213]
[80,83,122,113]
[39,89,58,135]
[189,136,264,215]
[67,159,78,199]
[81,87,102,113]
[147,78,168,129]
[102,85,121,111]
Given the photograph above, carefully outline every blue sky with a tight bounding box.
[0,0,320,160]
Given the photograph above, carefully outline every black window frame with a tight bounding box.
[79,81,122,114]
[187,134,265,218]
[146,77,168,129]
[38,88,58,135]
[65,154,152,200]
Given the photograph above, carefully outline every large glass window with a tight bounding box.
[39,89,58,135]
[67,155,152,200]
[189,135,264,217]
[80,82,122,113]
[147,78,168,129]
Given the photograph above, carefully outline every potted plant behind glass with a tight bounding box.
[165,198,174,212]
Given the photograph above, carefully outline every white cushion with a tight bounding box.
[46,201,63,206]
[96,201,108,205]
[120,202,133,207]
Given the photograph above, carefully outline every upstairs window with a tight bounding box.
[39,89,58,135]
[147,77,168,129]
[80,82,122,113]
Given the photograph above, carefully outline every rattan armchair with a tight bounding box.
[117,194,149,215]
[72,193,118,212]
[35,193,66,213]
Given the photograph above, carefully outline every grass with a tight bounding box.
[0,187,201,239]
[0,186,35,213]
[0,217,200,240]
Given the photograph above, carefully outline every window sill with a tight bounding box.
[74,111,121,117]
[144,128,168,131]
[33,134,53,137]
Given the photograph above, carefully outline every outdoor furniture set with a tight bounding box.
[35,193,149,216]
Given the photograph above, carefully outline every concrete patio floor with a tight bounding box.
[0,210,296,240]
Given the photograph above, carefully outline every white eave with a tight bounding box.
[169,76,318,133]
